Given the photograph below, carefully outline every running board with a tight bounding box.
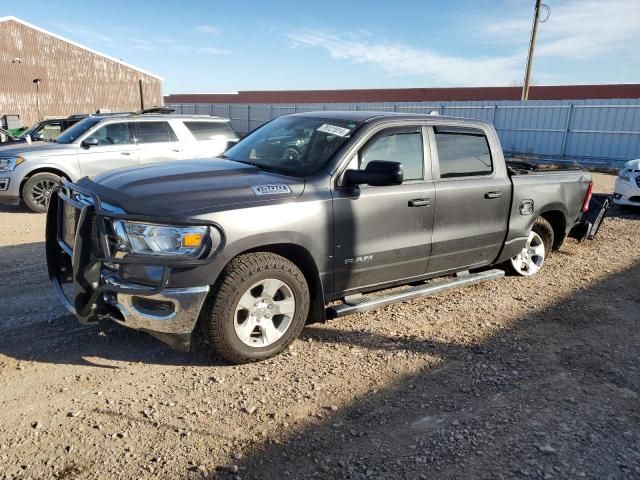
[327,268,505,319]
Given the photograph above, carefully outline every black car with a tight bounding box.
[7,112,136,144]
[6,116,86,144]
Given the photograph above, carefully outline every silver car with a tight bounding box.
[0,114,238,212]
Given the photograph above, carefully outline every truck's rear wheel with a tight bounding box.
[203,252,309,363]
[508,217,554,276]
[22,172,61,213]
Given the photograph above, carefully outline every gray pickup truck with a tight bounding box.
[46,112,599,363]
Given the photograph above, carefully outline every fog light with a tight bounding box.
[131,297,175,317]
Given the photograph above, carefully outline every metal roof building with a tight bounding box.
[0,16,163,126]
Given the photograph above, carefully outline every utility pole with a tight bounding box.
[138,79,145,110]
[33,78,42,120]
[521,0,542,101]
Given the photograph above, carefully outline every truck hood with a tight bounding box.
[0,142,75,157]
[77,159,305,217]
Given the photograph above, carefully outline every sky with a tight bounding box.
[3,0,639,94]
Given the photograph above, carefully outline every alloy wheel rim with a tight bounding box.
[510,230,546,276]
[31,179,56,208]
[233,278,296,347]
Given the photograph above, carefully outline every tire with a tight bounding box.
[508,217,554,276]
[22,172,61,213]
[203,252,310,363]
[281,147,300,162]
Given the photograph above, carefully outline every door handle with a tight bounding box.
[172,149,182,152]
[484,191,503,199]
[408,198,432,207]
[120,152,132,156]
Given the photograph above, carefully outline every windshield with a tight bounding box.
[56,117,102,144]
[224,116,361,176]
[18,123,40,139]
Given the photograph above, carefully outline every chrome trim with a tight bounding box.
[104,275,209,334]
[328,269,505,318]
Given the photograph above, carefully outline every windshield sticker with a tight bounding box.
[317,124,352,137]
[251,184,292,196]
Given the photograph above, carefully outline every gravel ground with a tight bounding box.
[0,173,638,480]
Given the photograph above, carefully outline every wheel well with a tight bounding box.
[540,210,566,250]
[245,244,326,324]
[20,167,70,197]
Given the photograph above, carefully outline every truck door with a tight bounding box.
[427,125,510,275]
[332,125,435,294]
[77,121,139,178]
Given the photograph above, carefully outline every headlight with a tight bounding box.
[112,221,218,257]
[618,169,631,182]
[0,157,25,172]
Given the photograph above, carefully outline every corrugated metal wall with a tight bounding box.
[0,19,162,126]
[168,99,640,168]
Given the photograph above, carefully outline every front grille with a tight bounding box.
[635,176,640,188]
[89,213,104,258]
[629,196,640,203]
[61,200,79,249]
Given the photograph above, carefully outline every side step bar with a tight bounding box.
[327,268,505,319]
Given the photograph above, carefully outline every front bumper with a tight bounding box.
[0,172,21,205]
[613,174,640,207]
[52,272,209,351]
[46,180,219,351]
[613,177,640,206]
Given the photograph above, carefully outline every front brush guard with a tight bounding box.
[46,179,223,324]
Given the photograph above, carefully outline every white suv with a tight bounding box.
[0,114,238,212]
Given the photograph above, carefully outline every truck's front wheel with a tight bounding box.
[203,252,310,363]
[508,217,554,276]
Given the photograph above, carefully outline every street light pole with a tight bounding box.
[521,0,543,101]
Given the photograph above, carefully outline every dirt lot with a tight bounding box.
[0,173,638,480]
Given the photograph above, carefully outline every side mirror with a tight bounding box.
[344,160,403,187]
[31,132,44,141]
[81,137,99,148]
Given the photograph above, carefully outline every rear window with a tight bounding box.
[137,121,178,143]
[184,121,236,141]
[434,127,493,178]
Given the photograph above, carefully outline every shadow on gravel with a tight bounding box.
[0,318,227,368]
[606,203,640,220]
[0,203,33,213]
[0,240,227,368]
[217,261,640,480]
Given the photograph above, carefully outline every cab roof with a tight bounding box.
[289,110,490,126]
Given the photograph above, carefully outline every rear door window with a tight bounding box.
[184,121,236,140]
[434,127,493,178]
[136,121,178,143]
